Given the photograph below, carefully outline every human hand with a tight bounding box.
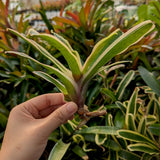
[0,93,78,160]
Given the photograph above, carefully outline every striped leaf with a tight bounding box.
[115,101,126,115]
[29,30,82,81]
[72,145,89,160]
[118,149,141,160]
[48,139,70,160]
[138,117,146,135]
[148,123,160,136]
[5,51,77,98]
[83,29,123,74]
[117,130,158,149]
[116,70,135,100]
[76,126,119,135]
[139,66,160,96]
[7,28,69,74]
[82,20,155,84]
[125,114,136,131]
[141,153,154,160]
[33,71,67,94]
[127,87,139,115]
[128,143,159,154]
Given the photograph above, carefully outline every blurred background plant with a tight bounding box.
[0,0,160,159]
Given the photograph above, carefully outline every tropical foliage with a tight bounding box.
[0,0,160,160]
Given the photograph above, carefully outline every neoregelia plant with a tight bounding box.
[6,20,155,122]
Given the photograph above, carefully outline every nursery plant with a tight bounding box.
[5,20,156,159]
[6,20,155,119]
[51,0,114,58]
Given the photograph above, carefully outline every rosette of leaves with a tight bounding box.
[6,20,155,121]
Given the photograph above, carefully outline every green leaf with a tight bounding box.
[148,123,160,136]
[79,6,86,27]
[101,88,117,101]
[108,150,119,160]
[83,29,123,74]
[115,101,126,114]
[97,61,131,74]
[7,28,69,73]
[126,114,136,131]
[76,126,119,135]
[117,130,158,149]
[125,88,139,130]
[146,115,157,125]
[0,113,8,128]
[72,145,88,160]
[33,71,67,94]
[39,0,54,33]
[116,70,135,100]
[48,139,70,160]
[29,30,82,80]
[141,153,154,160]
[127,87,139,115]
[114,110,125,128]
[118,149,141,160]
[82,20,155,84]
[138,117,146,135]
[0,132,4,141]
[103,139,121,151]
[128,143,159,154]
[6,51,77,98]
[139,66,160,97]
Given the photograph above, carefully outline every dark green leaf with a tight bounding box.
[139,66,160,96]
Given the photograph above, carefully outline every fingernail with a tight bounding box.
[66,102,78,114]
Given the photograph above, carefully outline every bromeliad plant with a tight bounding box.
[6,20,155,122]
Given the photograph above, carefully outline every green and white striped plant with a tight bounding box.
[6,20,155,119]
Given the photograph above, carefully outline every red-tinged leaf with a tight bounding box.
[66,11,81,25]
[0,0,5,20]
[0,32,8,46]
[84,0,95,21]
[60,7,64,17]
[17,13,24,33]
[5,0,9,17]
[52,17,80,28]
[79,6,86,28]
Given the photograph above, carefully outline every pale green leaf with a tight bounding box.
[33,71,67,94]
[48,139,70,160]
[76,126,119,135]
[82,20,155,85]
[83,29,123,74]
[97,60,131,75]
[5,51,77,98]
[29,31,82,80]
[7,28,69,74]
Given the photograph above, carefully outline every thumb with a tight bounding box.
[42,102,78,135]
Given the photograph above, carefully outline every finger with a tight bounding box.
[39,104,64,118]
[42,102,78,135]
[22,93,65,112]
